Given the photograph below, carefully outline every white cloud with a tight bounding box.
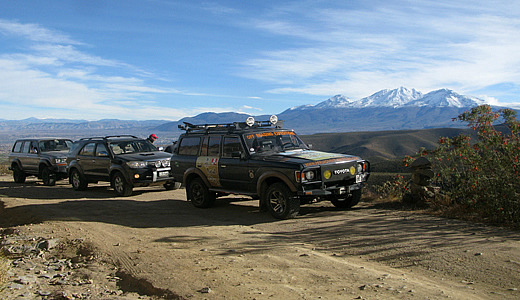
[242,1,520,102]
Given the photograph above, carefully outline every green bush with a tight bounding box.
[404,105,520,225]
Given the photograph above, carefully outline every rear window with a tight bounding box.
[12,141,23,153]
[178,137,201,156]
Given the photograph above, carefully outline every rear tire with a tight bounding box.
[266,182,299,219]
[113,172,133,197]
[42,167,56,186]
[12,164,26,183]
[188,178,216,208]
[331,189,362,208]
[71,169,88,191]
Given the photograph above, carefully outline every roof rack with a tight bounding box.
[79,135,139,141]
[178,116,284,133]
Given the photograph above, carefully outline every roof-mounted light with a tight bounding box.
[269,115,278,125]
[246,117,255,127]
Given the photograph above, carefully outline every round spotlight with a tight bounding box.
[269,115,278,125]
[246,117,255,126]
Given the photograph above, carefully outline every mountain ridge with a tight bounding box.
[0,87,510,135]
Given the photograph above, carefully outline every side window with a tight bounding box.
[200,136,221,156]
[178,137,201,156]
[12,141,22,153]
[30,141,38,153]
[222,136,242,158]
[95,143,108,156]
[79,143,96,156]
[22,141,32,153]
[208,136,221,156]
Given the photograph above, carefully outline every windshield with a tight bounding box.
[109,140,158,154]
[38,139,73,152]
[244,131,309,154]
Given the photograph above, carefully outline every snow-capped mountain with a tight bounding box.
[351,87,423,108]
[289,87,485,111]
[314,94,353,109]
[406,88,485,108]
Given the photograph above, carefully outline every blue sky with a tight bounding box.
[1,0,520,121]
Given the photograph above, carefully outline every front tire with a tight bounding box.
[266,182,300,219]
[12,164,26,183]
[331,189,362,208]
[164,181,181,190]
[42,167,56,186]
[71,169,88,191]
[188,178,215,208]
[113,172,133,197]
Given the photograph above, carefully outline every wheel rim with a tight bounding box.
[269,190,286,213]
[114,175,124,193]
[72,171,80,188]
[191,183,203,204]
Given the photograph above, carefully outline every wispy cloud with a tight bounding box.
[241,1,520,102]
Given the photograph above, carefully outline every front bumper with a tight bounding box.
[129,167,173,186]
[298,172,369,196]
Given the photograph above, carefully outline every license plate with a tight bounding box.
[356,174,362,183]
[158,171,169,177]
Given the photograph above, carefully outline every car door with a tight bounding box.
[18,141,37,175]
[90,142,111,180]
[218,135,252,192]
[76,142,97,179]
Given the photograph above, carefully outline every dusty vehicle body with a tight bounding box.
[170,116,370,219]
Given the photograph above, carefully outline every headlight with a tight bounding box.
[146,159,171,168]
[54,158,67,164]
[304,171,315,180]
[162,159,171,167]
[127,161,147,168]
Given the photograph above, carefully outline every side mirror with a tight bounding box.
[308,144,313,149]
[158,146,164,151]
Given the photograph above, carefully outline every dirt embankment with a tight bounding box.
[1,175,520,299]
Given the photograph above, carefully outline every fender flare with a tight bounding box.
[10,159,22,170]
[256,170,298,196]
[109,165,131,185]
[183,167,213,188]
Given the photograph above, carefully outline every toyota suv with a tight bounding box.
[170,116,370,219]
[66,135,178,196]
[9,138,73,185]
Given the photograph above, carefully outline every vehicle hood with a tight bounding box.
[255,150,361,166]
[42,150,69,158]
[115,151,172,161]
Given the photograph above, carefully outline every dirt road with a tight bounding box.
[1,175,520,299]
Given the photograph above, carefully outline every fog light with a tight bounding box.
[323,170,332,179]
[350,166,356,175]
[134,174,140,179]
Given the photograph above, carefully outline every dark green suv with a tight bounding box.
[66,135,178,196]
[170,116,370,219]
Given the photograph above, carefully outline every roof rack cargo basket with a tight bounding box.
[178,115,283,133]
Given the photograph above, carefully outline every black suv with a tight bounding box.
[66,135,178,196]
[9,138,73,185]
[170,116,370,219]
